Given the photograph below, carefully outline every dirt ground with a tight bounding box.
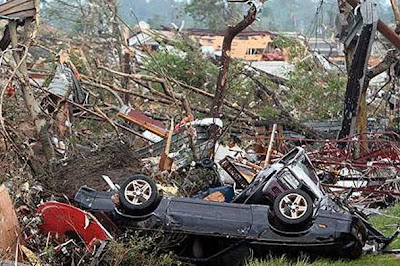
[46,142,145,197]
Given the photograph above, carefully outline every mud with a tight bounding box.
[47,142,145,197]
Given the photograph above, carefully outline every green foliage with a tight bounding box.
[258,105,281,120]
[285,60,345,120]
[266,34,346,121]
[144,39,218,90]
[69,52,89,76]
[247,255,400,266]
[106,231,182,266]
[248,204,400,266]
[143,35,257,118]
[273,35,307,61]
[226,60,256,106]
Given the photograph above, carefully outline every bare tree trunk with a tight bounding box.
[337,1,377,156]
[108,0,128,105]
[391,0,400,33]
[120,26,132,104]
[209,5,257,117]
[207,4,258,157]
[355,51,398,154]
[9,19,55,163]
[122,51,131,104]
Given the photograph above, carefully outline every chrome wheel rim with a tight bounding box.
[279,193,308,220]
[124,179,152,205]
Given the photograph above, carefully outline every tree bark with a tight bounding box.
[122,51,131,104]
[390,0,400,33]
[9,19,55,163]
[205,4,258,157]
[338,23,376,141]
[209,5,257,117]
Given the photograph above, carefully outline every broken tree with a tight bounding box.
[209,2,259,117]
[337,0,377,146]
[1,0,55,162]
[337,0,400,154]
[208,1,263,155]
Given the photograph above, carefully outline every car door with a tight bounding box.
[164,198,254,238]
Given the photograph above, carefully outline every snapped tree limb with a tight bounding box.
[209,4,258,118]
[98,66,259,118]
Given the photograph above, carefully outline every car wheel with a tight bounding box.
[199,157,215,169]
[273,189,313,227]
[341,226,364,259]
[211,243,251,266]
[118,174,159,215]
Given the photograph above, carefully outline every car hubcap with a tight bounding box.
[124,180,152,205]
[279,193,308,220]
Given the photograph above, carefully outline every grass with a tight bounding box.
[247,255,400,266]
[248,204,400,266]
[368,204,400,249]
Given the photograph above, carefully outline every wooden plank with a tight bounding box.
[0,0,31,13]
[0,0,35,18]
[0,0,30,12]
[264,124,277,168]
[3,10,36,19]
[117,109,169,138]
[159,119,174,171]
[1,1,34,16]
[0,185,23,261]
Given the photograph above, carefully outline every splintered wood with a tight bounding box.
[159,119,174,171]
[0,185,23,261]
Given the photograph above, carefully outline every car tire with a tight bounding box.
[211,243,250,266]
[341,226,365,259]
[118,174,159,215]
[199,157,215,169]
[272,189,313,227]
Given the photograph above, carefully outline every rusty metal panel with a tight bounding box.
[118,107,168,138]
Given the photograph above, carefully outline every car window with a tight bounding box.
[289,164,324,199]
[295,156,319,184]
[279,148,299,164]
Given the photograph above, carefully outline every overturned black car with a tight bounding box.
[74,147,397,264]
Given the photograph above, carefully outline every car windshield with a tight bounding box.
[279,148,299,164]
[288,154,325,199]
[294,155,319,184]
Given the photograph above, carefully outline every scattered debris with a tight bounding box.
[36,201,112,250]
[68,148,398,264]
[3,0,400,265]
